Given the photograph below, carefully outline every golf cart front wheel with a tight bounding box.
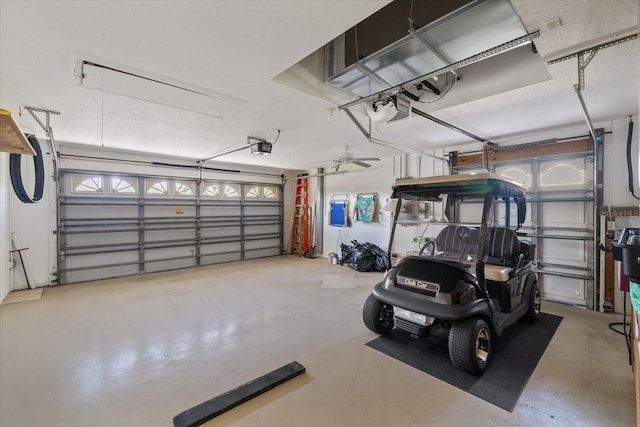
[449,316,492,375]
[363,293,394,334]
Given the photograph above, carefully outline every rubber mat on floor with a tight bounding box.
[366,312,562,411]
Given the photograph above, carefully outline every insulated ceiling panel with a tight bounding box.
[329,0,530,97]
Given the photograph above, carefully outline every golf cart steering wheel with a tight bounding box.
[419,240,436,256]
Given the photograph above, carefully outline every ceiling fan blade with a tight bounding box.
[334,163,341,172]
[352,161,372,168]
[354,157,380,161]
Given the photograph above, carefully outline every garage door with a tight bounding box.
[495,157,594,306]
[456,154,594,307]
[58,170,283,284]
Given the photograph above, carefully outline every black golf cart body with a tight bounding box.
[363,173,540,375]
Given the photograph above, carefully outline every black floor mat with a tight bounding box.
[366,313,562,411]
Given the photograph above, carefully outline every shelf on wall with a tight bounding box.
[0,109,36,155]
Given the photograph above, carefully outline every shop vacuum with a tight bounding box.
[610,228,640,365]
[613,228,640,289]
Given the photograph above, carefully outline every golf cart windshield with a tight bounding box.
[388,174,527,265]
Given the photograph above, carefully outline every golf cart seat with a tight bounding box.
[436,225,465,254]
[484,227,521,282]
[435,225,479,255]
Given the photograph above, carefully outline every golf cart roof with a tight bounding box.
[391,173,526,201]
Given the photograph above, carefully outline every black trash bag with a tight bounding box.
[348,240,376,272]
[369,243,391,272]
[339,242,355,265]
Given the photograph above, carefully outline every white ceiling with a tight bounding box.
[0,0,638,172]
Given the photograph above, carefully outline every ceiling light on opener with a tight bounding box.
[248,136,272,155]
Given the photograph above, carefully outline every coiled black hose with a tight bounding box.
[9,135,45,203]
[627,117,640,200]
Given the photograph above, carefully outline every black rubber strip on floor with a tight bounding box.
[173,361,306,427]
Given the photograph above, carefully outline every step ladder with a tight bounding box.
[288,176,309,256]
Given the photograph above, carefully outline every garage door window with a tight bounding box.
[72,174,103,193]
[245,185,261,198]
[263,186,278,199]
[223,184,240,198]
[497,164,532,187]
[539,159,585,188]
[145,179,169,195]
[175,180,195,196]
[111,177,138,194]
[201,182,220,197]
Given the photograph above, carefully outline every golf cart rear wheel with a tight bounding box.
[363,293,394,334]
[524,282,541,321]
[448,317,492,375]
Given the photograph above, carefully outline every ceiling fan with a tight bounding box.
[333,147,380,172]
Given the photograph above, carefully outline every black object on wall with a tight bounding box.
[9,135,45,204]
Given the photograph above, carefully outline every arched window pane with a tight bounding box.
[245,186,260,198]
[540,159,585,188]
[145,179,169,195]
[201,183,220,197]
[175,181,195,196]
[263,186,278,199]
[224,184,240,198]
[72,174,103,193]
[111,177,138,194]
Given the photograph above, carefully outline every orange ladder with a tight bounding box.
[288,176,309,256]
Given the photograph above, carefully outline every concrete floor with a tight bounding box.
[0,256,636,427]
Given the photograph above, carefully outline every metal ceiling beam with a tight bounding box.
[342,107,450,170]
[411,107,491,145]
[547,33,638,65]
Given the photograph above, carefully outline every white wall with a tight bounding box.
[1,152,11,301]
[319,148,448,257]
[603,117,640,208]
[7,139,57,291]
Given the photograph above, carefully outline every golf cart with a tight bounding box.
[363,173,540,375]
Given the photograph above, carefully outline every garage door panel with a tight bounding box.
[66,264,140,284]
[67,250,138,269]
[59,170,282,284]
[144,205,196,218]
[200,242,242,255]
[144,228,196,243]
[245,238,280,250]
[201,226,241,239]
[200,205,240,216]
[245,248,280,259]
[538,238,587,264]
[64,205,139,220]
[539,274,586,305]
[245,224,280,236]
[65,230,139,247]
[245,205,279,216]
[144,256,196,272]
[540,202,587,227]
